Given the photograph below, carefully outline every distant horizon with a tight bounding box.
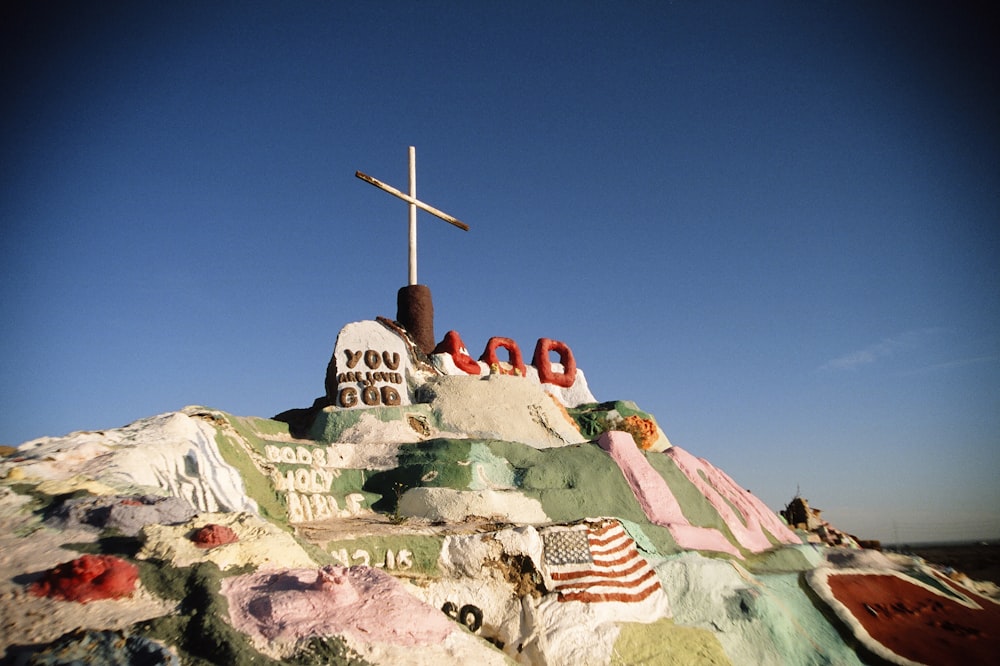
[883,539,1000,548]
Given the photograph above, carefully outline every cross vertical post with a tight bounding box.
[408,146,417,285]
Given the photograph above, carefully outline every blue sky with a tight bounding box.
[3,2,998,543]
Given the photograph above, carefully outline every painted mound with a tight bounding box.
[2,318,997,664]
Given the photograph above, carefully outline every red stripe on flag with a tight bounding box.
[551,558,650,582]
[587,547,642,569]
[558,580,663,604]
[555,567,660,590]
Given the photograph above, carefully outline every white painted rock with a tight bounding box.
[329,320,418,409]
[5,410,256,514]
[415,374,587,448]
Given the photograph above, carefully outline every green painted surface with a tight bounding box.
[211,414,288,527]
[364,439,475,512]
[489,441,642,517]
[328,469,376,499]
[568,400,657,439]
[745,545,823,573]
[743,573,867,666]
[364,438,683,554]
[486,439,681,553]
[210,405,762,562]
[309,404,437,443]
[618,518,661,556]
[209,409,763,561]
[323,534,444,577]
[242,416,293,438]
[216,413,385,521]
[467,442,517,489]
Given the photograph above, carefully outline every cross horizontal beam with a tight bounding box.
[355,170,470,232]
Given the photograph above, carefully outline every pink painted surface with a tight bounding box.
[598,431,742,557]
[222,565,454,647]
[666,446,800,552]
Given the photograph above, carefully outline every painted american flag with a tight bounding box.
[540,519,663,604]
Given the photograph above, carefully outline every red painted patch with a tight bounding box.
[480,336,527,377]
[432,330,481,374]
[827,571,1000,666]
[533,338,576,387]
[191,523,239,549]
[28,554,139,603]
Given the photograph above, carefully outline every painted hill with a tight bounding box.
[2,319,998,665]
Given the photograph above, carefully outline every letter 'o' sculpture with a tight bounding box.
[533,338,577,388]
[434,331,579,388]
[479,336,527,377]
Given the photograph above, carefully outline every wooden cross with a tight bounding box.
[356,146,469,286]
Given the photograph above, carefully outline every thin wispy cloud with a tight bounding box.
[819,328,946,372]
[902,355,1000,376]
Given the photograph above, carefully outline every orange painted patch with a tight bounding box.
[621,415,658,450]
